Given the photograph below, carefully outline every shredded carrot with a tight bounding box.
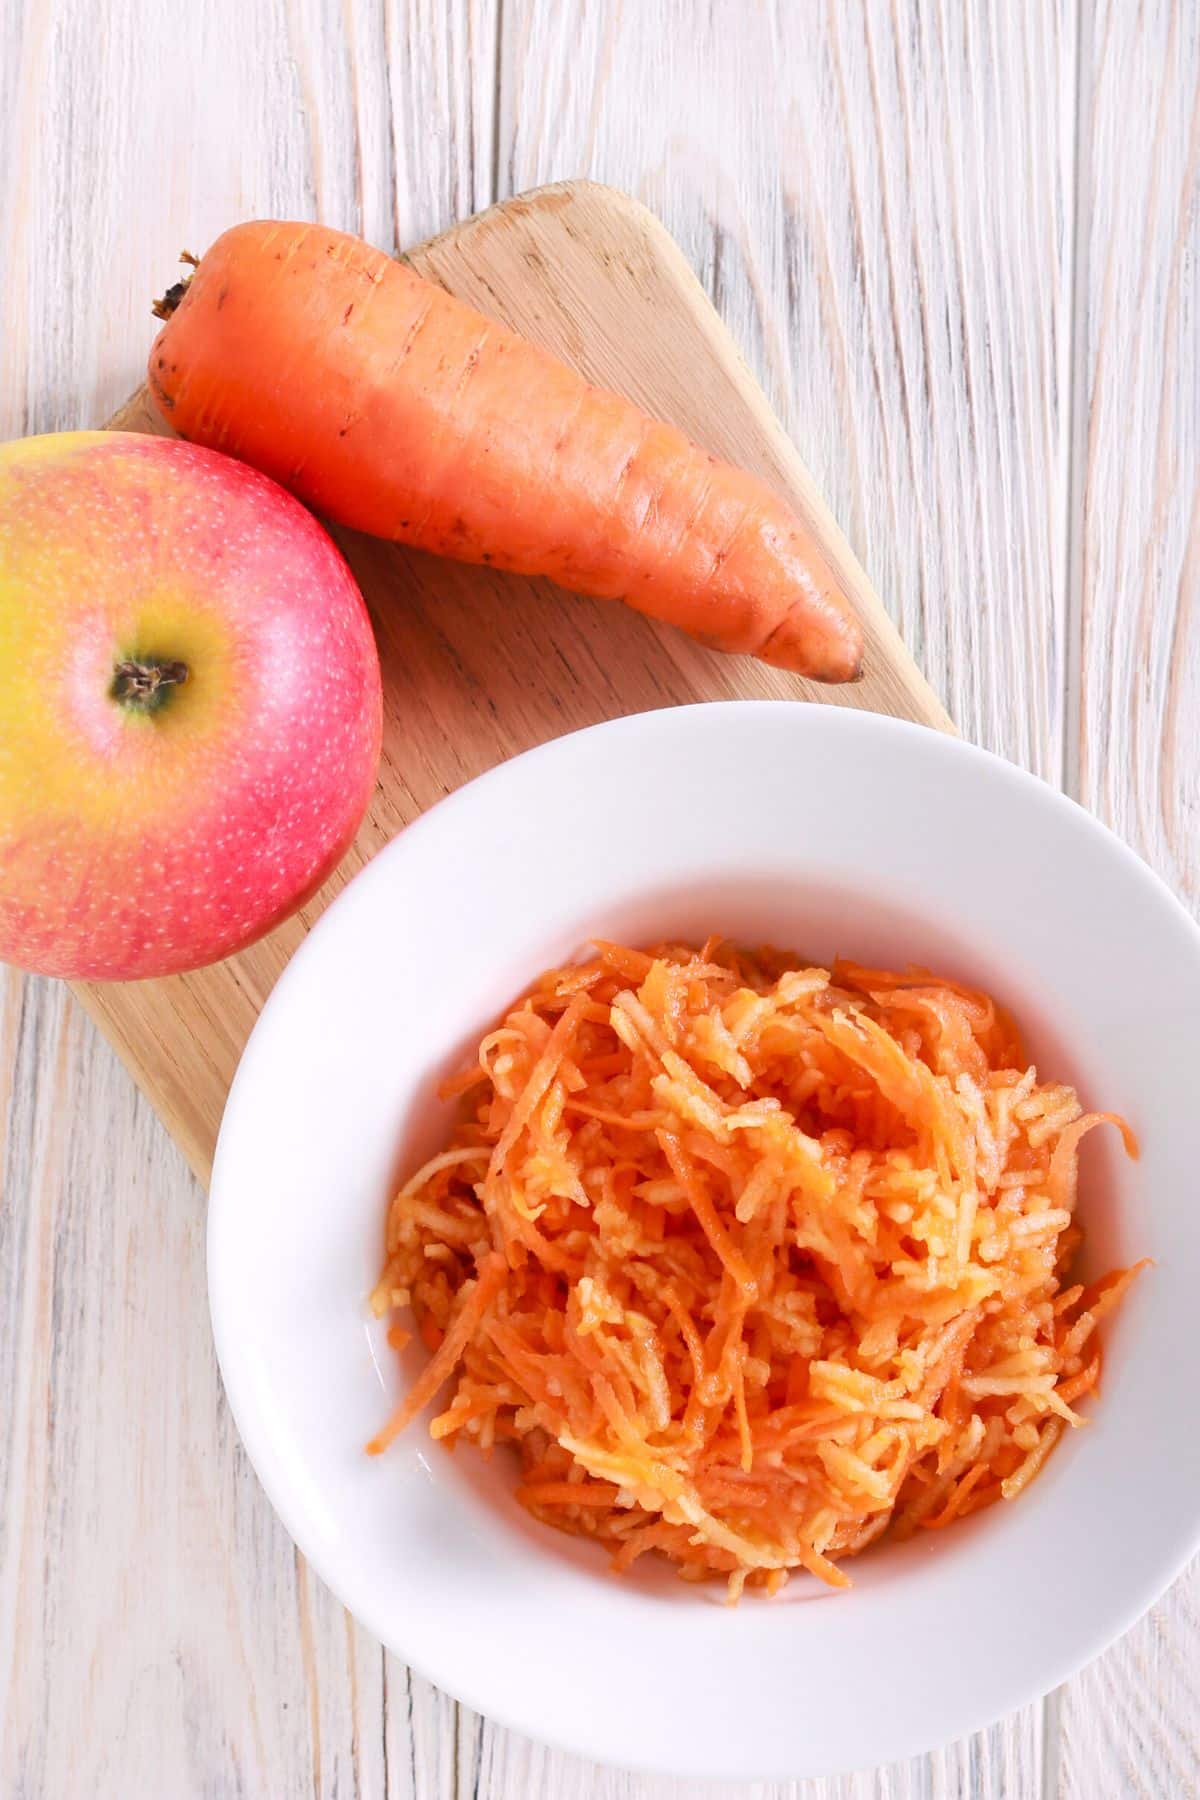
[921,1461,988,1529]
[367,1255,506,1455]
[369,941,1143,1596]
[1055,1352,1102,1405]
[515,1481,621,1509]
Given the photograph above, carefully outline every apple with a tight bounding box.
[0,431,382,979]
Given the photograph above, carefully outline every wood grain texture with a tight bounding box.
[0,0,1196,1795]
[0,3,498,1798]
[500,0,1077,779]
[74,179,949,1190]
[1052,4,1200,1797]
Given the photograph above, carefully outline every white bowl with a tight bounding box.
[208,702,1200,1781]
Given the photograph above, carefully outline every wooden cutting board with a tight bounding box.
[78,179,951,1185]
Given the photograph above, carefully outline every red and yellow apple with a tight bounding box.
[0,431,382,979]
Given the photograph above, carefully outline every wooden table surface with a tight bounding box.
[1,3,1196,1795]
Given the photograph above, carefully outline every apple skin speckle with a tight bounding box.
[0,431,383,980]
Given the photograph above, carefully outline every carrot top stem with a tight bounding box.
[151,251,200,321]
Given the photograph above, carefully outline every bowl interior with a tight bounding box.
[209,703,1200,1779]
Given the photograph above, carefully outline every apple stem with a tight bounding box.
[111,658,190,714]
[151,250,200,321]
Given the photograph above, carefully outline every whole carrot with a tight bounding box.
[148,221,863,681]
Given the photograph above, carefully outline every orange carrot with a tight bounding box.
[794,1541,852,1591]
[516,1481,621,1508]
[148,222,864,681]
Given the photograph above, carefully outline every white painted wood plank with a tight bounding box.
[0,979,389,1797]
[487,2,1075,1790]
[500,0,1077,778]
[1054,3,1200,1794]
[0,2,496,1797]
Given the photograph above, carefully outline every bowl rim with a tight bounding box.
[208,700,1200,1779]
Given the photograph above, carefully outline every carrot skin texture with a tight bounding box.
[149,221,863,681]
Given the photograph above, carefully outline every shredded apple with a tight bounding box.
[368,940,1144,1598]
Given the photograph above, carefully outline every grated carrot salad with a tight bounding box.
[368,939,1144,1598]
